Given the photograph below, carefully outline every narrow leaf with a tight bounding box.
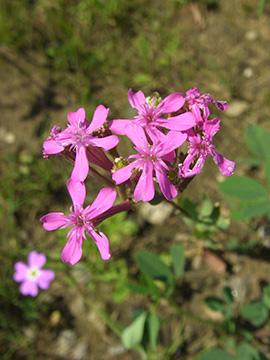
[205,296,226,312]
[121,311,148,349]
[147,312,160,350]
[262,283,270,309]
[170,244,186,278]
[136,251,174,287]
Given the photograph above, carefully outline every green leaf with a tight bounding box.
[243,200,270,219]
[219,176,268,200]
[128,283,156,296]
[147,312,160,350]
[245,124,270,160]
[170,244,186,278]
[121,311,148,349]
[236,344,262,360]
[205,297,226,312]
[241,302,269,327]
[265,158,270,188]
[236,157,264,166]
[222,287,234,306]
[199,198,214,217]
[197,349,236,360]
[262,283,270,309]
[136,251,174,288]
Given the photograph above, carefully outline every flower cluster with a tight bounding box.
[40,87,235,265]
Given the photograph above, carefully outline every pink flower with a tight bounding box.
[112,124,187,202]
[43,106,119,182]
[185,87,228,128]
[40,180,119,265]
[13,251,55,296]
[179,118,235,178]
[109,89,196,138]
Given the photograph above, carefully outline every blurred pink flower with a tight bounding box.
[13,251,55,296]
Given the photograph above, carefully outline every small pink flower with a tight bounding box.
[185,87,228,128]
[112,124,187,202]
[43,106,119,182]
[179,118,235,178]
[109,89,196,137]
[13,251,55,296]
[40,180,131,265]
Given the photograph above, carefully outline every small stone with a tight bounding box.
[72,341,88,360]
[243,67,254,78]
[108,344,126,356]
[226,101,249,118]
[258,222,270,248]
[55,329,77,357]
[138,200,174,226]
[245,30,258,41]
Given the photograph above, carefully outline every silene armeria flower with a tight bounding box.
[40,180,130,265]
[13,251,55,296]
[43,106,119,182]
[185,87,228,128]
[112,124,187,202]
[109,88,196,138]
[178,118,235,178]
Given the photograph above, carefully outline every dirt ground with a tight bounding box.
[1,1,270,359]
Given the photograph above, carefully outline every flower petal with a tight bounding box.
[87,135,119,151]
[86,188,117,219]
[43,139,64,155]
[134,162,154,202]
[67,108,86,126]
[71,145,89,182]
[28,251,46,269]
[155,163,177,201]
[61,232,83,265]
[156,130,187,157]
[128,89,146,110]
[20,280,39,296]
[67,179,86,206]
[89,230,111,260]
[203,118,220,139]
[211,150,235,176]
[88,105,110,134]
[13,262,29,282]
[108,119,133,135]
[112,162,135,184]
[37,270,55,289]
[158,92,185,113]
[40,212,69,230]
[160,112,196,131]
[125,123,148,150]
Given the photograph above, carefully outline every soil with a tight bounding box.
[1,1,270,359]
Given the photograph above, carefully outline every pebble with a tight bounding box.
[245,30,259,41]
[54,329,77,357]
[138,200,174,225]
[243,67,254,78]
[226,101,249,118]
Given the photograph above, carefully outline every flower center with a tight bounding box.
[28,267,40,280]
